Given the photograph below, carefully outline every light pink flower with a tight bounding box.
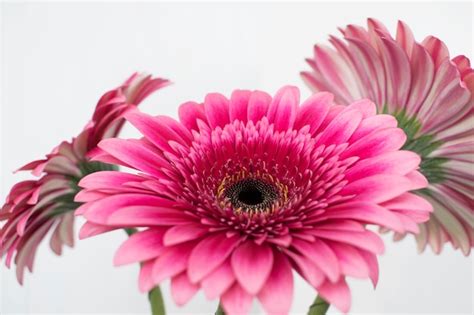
[0,73,170,283]
[76,87,431,314]
[302,18,474,256]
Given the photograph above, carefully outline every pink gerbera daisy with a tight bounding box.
[302,18,474,255]
[76,86,432,314]
[0,73,170,283]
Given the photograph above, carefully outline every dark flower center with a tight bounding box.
[238,186,264,205]
[225,179,278,212]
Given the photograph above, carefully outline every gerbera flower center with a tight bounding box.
[225,179,278,213]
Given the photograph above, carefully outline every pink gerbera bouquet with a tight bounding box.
[1,18,471,315]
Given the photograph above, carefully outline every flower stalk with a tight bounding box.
[215,303,226,315]
[308,295,330,315]
[149,286,166,315]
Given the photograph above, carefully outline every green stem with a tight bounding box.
[123,229,165,315]
[149,286,166,315]
[308,295,330,315]
[215,303,226,315]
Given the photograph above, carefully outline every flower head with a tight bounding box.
[76,87,431,313]
[0,73,170,283]
[302,18,474,255]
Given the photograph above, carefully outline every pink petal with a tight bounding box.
[229,90,251,123]
[171,272,199,306]
[452,55,471,75]
[266,86,299,131]
[138,260,155,292]
[328,36,368,101]
[381,192,433,212]
[257,251,293,315]
[405,43,435,114]
[317,279,351,313]
[187,233,242,283]
[17,159,46,174]
[201,259,235,300]
[78,171,144,190]
[294,92,332,135]
[344,99,377,118]
[420,60,471,134]
[284,249,325,288]
[78,222,116,239]
[106,206,191,226]
[342,127,407,160]
[317,105,345,132]
[301,70,339,102]
[267,234,293,247]
[313,45,360,103]
[341,174,415,203]
[16,211,34,236]
[178,101,207,131]
[325,202,405,233]
[125,111,192,152]
[114,228,167,266]
[75,196,99,213]
[341,24,370,41]
[345,37,386,106]
[125,75,170,105]
[43,156,81,177]
[316,220,365,232]
[344,150,421,181]
[349,114,398,141]
[58,212,74,247]
[317,109,362,145]
[397,214,422,233]
[204,93,230,129]
[4,239,19,269]
[87,148,126,167]
[405,171,429,190]
[57,141,79,164]
[430,196,471,254]
[375,35,412,109]
[97,138,168,178]
[49,224,63,255]
[357,249,379,287]
[247,91,272,123]
[395,20,415,56]
[163,224,208,246]
[79,192,175,220]
[231,241,274,294]
[367,18,391,38]
[422,36,450,68]
[310,229,385,254]
[291,238,340,282]
[328,242,370,278]
[15,221,53,284]
[221,283,253,315]
[73,130,89,158]
[152,242,195,283]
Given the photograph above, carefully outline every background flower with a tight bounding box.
[302,18,474,255]
[76,87,432,314]
[0,73,170,283]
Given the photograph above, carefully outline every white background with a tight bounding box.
[0,1,473,314]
